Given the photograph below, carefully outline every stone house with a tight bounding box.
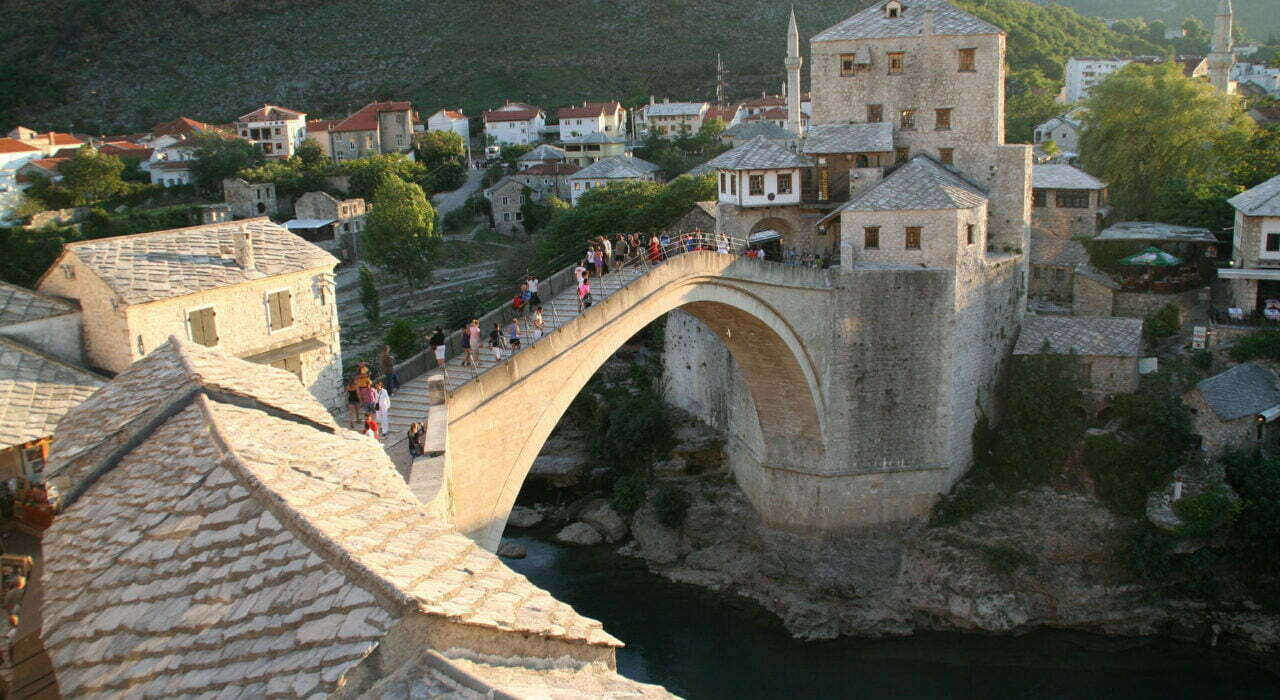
[1029,228,1089,302]
[319,101,417,162]
[35,218,344,410]
[1032,163,1108,239]
[39,339,657,698]
[426,108,470,142]
[641,100,708,137]
[223,177,278,219]
[0,282,103,481]
[707,137,811,250]
[483,102,546,146]
[566,156,663,206]
[1184,362,1280,456]
[1014,315,1143,397]
[510,163,580,202]
[234,104,307,159]
[1032,111,1083,156]
[721,121,800,150]
[1222,174,1280,314]
[289,191,367,258]
[557,101,627,140]
[517,144,567,169]
[560,133,629,166]
[664,201,718,236]
[485,177,529,236]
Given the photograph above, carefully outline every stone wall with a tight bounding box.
[1185,389,1258,457]
[1031,189,1101,239]
[1084,356,1139,396]
[37,256,130,375]
[1072,272,1115,317]
[838,203,984,268]
[716,203,830,259]
[1029,264,1073,301]
[223,178,278,219]
[1113,288,1204,322]
[0,311,84,366]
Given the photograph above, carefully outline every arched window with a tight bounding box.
[855,154,869,168]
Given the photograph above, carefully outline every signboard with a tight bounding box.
[1192,326,1208,350]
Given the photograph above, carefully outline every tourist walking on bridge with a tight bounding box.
[428,327,446,373]
[379,346,399,394]
[533,306,545,339]
[527,274,541,306]
[345,378,361,428]
[577,273,592,313]
[489,322,505,362]
[374,381,390,439]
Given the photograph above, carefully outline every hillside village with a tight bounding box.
[1,0,1280,696]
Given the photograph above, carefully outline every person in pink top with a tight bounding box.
[577,274,592,313]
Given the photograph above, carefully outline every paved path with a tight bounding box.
[430,168,485,218]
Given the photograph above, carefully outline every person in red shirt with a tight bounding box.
[363,413,380,439]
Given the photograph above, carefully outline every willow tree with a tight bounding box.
[361,175,442,291]
[1079,61,1254,222]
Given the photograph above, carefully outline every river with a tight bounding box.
[502,533,1280,700]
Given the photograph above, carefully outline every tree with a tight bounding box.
[342,153,427,201]
[1080,61,1254,221]
[414,130,465,168]
[1040,139,1061,158]
[500,144,534,170]
[358,265,381,326]
[361,176,442,290]
[190,133,263,194]
[58,147,126,205]
[384,319,418,361]
[296,137,328,169]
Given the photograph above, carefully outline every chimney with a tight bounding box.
[233,231,256,271]
[922,8,934,35]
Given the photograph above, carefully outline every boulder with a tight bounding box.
[555,522,603,546]
[529,455,584,488]
[631,503,681,565]
[580,500,628,543]
[497,542,527,559]
[507,506,543,529]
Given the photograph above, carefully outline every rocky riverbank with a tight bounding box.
[504,412,1280,672]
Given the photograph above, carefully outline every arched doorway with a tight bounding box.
[748,218,793,262]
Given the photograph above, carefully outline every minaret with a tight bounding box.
[1208,0,1235,94]
[785,7,804,137]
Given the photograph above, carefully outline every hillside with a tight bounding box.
[1037,0,1279,41]
[2,0,1157,134]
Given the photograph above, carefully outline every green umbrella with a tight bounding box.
[1119,246,1183,267]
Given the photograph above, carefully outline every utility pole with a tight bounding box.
[715,53,729,106]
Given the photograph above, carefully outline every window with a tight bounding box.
[935,108,952,130]
[503,212,512,221]
[864,226,880,249]
[748,174,765,196]
[855,154,869,168]
[730,174,736,195]
[1033,267,1043,279]
[841,54,857,76]
[270,354,303,382]
[61,264,75,279]
[939,148,954,165]
[1056,191,1091,208]
[1266,233,1280,253]
[895,147,909,164]
[966,224,975,245]
[1055,269,1066,281]
[188,307,218,347]
[959,48,976,72]
[777,173,793,195]
[273,127,281,136]
[266,289,294,331]
[905,227,922,250]
[900,109,916,130]
[720,172,727,193]
[867,104,883,123]
[888,52,904,74]
[1033,190,1047,207]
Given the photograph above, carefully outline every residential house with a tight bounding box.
[287,191,367,258]
[318,101,416,162]
[35,218,344,409]
[705,104,745,128]
[707,136,809,210]
[1232,62,1280,98]
[517,144,567,170]
[556,101,626,140]
[1223,174,1280,314]
[1184,363,1280,456]
[742,93,787,118]
[1032,164,1108,240]
[1063,57,1152,103]
[15,158,70,188]
[1032,110,1084,157]
[147,116,214,143]
[1029,228,1089,302]
[426,109,470,142]
[0,282,103,481]
[305,119,340,159]
[148,139,197,187]
[0,138,44,181]
[510,163,580,202]
[641,100,708,138]
[566,156,662,206]
[484,102,546,146]
[1014,315,1143,397]
[223,177,278,219]
[97,140,154,163]
[234,104,308,159]
[742,107,810,132]
[560,133,628,166]
[484,177,529,236]
[6,127,85,156]
[720,122,800,150]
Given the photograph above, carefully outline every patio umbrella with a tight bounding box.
[1119,246,1183,267]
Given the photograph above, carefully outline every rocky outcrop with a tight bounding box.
[507,506,544,529]
[497,542,527,559]
[580,500,628,543]
[556,522,603,546]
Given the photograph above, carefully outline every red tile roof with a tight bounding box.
[306,119,340,134]
[328,101,413,133]
[744,94,786,108]
[0,138,41,154]
[47,133,84,146]
[151,117,211,138]
[519,163,582,176]
[746,107,790,120]
[25,157,69,173]
[704,105,740,123]
[237,104,306,123]
[151,160,194,171]
[439,110,466,119]
[99,141,154,159]
[558,101,623,119]
[484,107,543,123]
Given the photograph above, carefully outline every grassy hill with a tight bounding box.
[1036,0,1279,41]
[1,0,1163,135]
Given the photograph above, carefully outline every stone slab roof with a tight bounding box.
[1030,228,1089,267]
[1194,362,1280,421]
[1014,316,1143,358]
[1096,221,1216,243]
[702,136,810,171]
[834,155,987,213]
[643,102,707,117]
[802,123,895,154]
[1074,264,1121,290]
[723,121,796,141]
[48,219,337,306]
[1228,174,1280,217]
[368,651,677,698]
[0,337,103,451]
[518,144,566,162]
[813,0,1001,41]
[0,281,76,327]
[1032,163,1106,190]
[42,339,617,697]
[568,156,661,181]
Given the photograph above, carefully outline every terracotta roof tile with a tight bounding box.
[236,104,306,123]
[329,101,413,133]
[558,101,622,119]
[484,106,544,123]
[0,137,41,154]
[150,117,211,138]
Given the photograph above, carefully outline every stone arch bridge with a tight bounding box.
[394,250,1021,552]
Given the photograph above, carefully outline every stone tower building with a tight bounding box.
[1209,0,1236,94]
[785,8,804,138]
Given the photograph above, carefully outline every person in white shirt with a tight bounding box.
[374,381,391,439]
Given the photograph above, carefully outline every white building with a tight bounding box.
[0,138,43,192]
[1033,109,1085,156]
[148,139,199,187]
[234,105,308,159]
[426,109,470,142]
[483,102,546,146]
[640,100,708,138]
[565,156,662,206]
[705,136,809,209]
[1063,57,1138,103]
[1233,63,1280,98]
[556,102,627,140]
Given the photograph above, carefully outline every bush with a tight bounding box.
[384,320,418,362]
[597,390,676,474]
[1190,349,1213,371]
[1145,303,1181,341]
[1122,522,1176,580]
[653,483,691,528]
[930,483,1002,527]
[1084,434,1164,514]
[358,265,380,326]
[610,472,648,515]
[442,293,482,331]
[1172,486,1240,538]
[980,545,1036,574]
[442,206,475,235]
[1228,330,1280,364]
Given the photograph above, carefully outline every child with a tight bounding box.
[507,318,522,350]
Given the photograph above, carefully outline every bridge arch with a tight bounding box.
[443,253,830,550]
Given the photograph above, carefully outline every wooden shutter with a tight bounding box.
[279,290,293,328]
[189,308,218,346]
[267,290,293,330]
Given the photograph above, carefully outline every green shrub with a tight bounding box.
[358,265,380,326]
[595,390,676,474]
[442,206,475,235]
[610,472,648,515]
[1173,486,1240,538]
[1228,330,1280,364]
[1122,522,1176,581]
[930,483,1002,527]
[653,483,691,528]
[980,545,1036,574]
[1190,349,1213,371]
[384,320,418,362]
[1145,303,1181,341]
[443,294,481,331]
[1084,434,1160,514]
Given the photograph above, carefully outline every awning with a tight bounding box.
[284,219,336,229]
[749,230,781,244]
[240,337,328,366]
